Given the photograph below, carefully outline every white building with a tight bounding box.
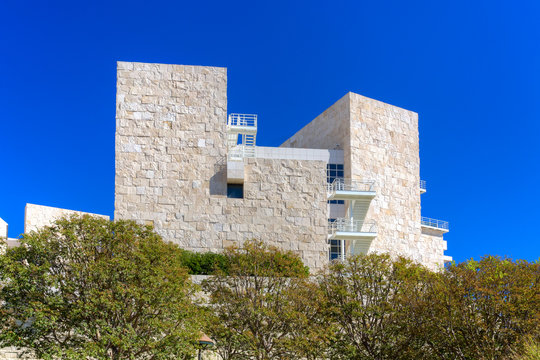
[114,62,451,270]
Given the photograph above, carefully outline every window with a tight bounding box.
[326,163,344,183]
[329,239,344,261]
[327,163,344,205]
[328,219,345,260]
[227,183,243,199]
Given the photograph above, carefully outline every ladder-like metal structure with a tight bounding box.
[227,114,257,161]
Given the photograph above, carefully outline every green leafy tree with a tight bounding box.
[0,215,203,360]
[320,253,428,360]
[202,240,331,360]
[282,278,336,360]
[415,256,540,360]
[511,337,540,360]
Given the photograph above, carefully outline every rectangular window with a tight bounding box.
[329,239,344,261]
[328,200,344,205]
[227,183,243,199]
[328,219,344,261]
[327,163,345,205]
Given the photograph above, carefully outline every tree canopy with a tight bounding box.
[0,215,203,360]
[202,240,331,360]
[1,219,538,360]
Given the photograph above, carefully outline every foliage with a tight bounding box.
[319,254,539,360]
[178,246,308,276]
[202,240,330,360]
[413,256,540,360]
[2,220,538,360]
[320,253,428,360]
[179,249,230,275]
[511,337,540,360]
[0,215,203,360]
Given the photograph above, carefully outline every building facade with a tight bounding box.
[114,61,450,270]
[0,204,110,251]
[0,61,451,359]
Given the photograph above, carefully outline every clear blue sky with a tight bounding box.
[1,0,539,263]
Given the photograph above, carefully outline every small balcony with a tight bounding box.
[420,179,427,194]
[421,217,449,233]
[327,179,376,201]
[328,218,377,240]
[227,113,257,133]
[227,114,257,161]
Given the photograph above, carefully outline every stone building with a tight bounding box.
[0,60,451,359]
[0,204,110,250]
[114,61,451,270]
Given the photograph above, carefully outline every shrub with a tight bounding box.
[179,241,309,277]
[179,249,230,275]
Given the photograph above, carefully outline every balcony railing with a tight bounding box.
[420,179,426,191]
[228,145,256,160]
[329,218,377,234]
[327,178,376,193]
[421,217,449,231]
[227,113,257,128]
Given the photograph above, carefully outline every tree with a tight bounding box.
[0,215,203,360]
[414,256,540,360]
[202,240,332,360]
[320,253,428,360]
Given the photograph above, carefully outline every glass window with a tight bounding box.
[227,183,243,199]
[329,239,343,260]
[326,163,345,184]
[327,163,345,205]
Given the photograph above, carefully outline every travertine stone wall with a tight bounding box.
[24,203,110,233]
[115,62,328,270]
[281,92,447,270]
[0,347,35,360]
[281,94,350,165]
[420,228,449,266]
[347,93,425,263]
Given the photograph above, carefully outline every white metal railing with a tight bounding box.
[328,218,377,235]
[327,178,376,194]
[227,113,257,128]
[420,179,427,191]
[421,217,449,230]
[228,145,256,161]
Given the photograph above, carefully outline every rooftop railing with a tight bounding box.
[421,217,449,231]
[227,113,257,128]
[420,179,426,191]
[327,178,376,193]
[328,218,377,234]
